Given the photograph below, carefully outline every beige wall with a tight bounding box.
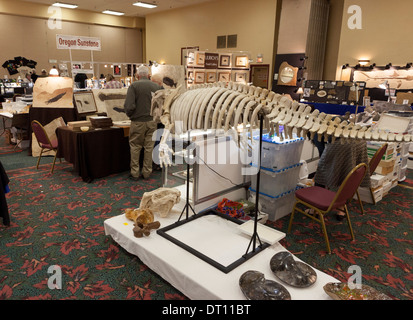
[0,0,144,79]
[145,0,278,86]
[2,0,410,84]
[0,0,144,29]
[0,14,143,79]
[335,0,413,79]
[277,0,311,54]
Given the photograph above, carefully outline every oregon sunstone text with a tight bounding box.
[58,38,100,48]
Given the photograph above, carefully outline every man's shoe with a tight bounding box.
[129,175,139,181]
[153,164,162,171]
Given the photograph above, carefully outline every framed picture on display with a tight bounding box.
[218,72,231,82]
[234,71,247,83]
[235,55,249,68]
[181,46,199,65]
[206,72,216,83]
[113,65,121,76]
[74,92,97,114]
[187,70,194,82]
[196,52,205,66]
[219,55,231,68]
[194,71,205,83]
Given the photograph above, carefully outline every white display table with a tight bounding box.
[104,203,337,300]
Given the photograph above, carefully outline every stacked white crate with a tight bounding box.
[408,143,413,170]
[360,111,413,203]
[379,111,413,182]
[248,134,304,221]
[362,140,410,203]
[362,142,396,203]
[397,141,410,182]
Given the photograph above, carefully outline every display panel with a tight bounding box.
[74,91,97,114]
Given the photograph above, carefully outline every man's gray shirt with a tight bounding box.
[124,78,163,122]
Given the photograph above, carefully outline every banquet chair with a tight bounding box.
[288,163,368,254]
[31,120,60,174]
[356,143,388,214]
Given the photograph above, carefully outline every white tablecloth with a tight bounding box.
[104,205,337,300]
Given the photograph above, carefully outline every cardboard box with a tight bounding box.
[383,181,392,195]
[367,142,396,160]
[370,174,385,188]
[355,186,383,204]
[375,164,395,176]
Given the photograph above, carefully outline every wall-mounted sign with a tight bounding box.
[204,53,219,69]
[56,34,101,51]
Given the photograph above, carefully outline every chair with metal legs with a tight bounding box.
[288,163,368,254]
[31,120,60,174]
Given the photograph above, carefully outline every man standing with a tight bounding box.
[124,65,163,180]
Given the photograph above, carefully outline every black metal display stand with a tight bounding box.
[177,130,196,222]
[157,112,269,273]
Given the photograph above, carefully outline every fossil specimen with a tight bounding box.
[270,252,317,288]
[239,270,291,300]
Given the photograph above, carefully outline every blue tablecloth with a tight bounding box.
[302,102,365,115]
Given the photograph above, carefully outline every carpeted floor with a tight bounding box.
[0,130,412,300]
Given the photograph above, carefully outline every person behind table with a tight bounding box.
[124,65,163,180]
[105,74,123,89]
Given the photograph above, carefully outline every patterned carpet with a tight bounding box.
[0,135,412,300]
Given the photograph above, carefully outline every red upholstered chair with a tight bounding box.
[356,143,388,214]
[31,120,59,174]
[288,163,368,254]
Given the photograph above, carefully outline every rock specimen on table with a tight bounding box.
[269,251,317,288]
[139,187,181,218]
[125,207,154,224]
[133,221,161,238]
[239,270,291,300]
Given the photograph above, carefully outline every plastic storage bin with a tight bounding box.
[252,134,304,170]
[398,165,407,181]
[248,187,299,221]
[250,163,302,197]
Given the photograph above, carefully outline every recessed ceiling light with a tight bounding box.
[102,10,125,16]
[52,2,78,9]
[133,2,157,9]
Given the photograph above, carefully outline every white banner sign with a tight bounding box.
[56,34,101,51]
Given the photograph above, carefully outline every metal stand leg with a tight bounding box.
[178,130,196,221]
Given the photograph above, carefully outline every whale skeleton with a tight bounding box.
[150,81,413,168]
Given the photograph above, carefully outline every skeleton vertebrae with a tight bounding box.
[151,81,412,167]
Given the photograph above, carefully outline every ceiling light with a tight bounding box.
[102,10,125,16]
[133,2,157,9]
[52,2,78,9]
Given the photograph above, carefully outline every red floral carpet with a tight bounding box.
[0,159,187,300]
[268,180,413,300]
[0,144,412,300]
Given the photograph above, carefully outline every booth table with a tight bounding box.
[57,126,130,182]
[104,201,338,300]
